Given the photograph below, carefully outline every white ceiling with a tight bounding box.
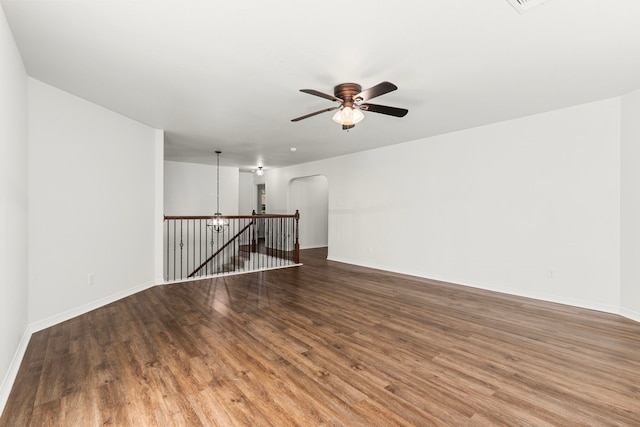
[3,0,640,171]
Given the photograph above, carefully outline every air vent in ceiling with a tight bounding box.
[506,0,548,14]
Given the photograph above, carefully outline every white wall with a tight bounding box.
[266,98,622,314]
[153,130,165,283]
[164,160,239,216]
[238,171,254,215]
[28,78,161,326]
[0,8,29,414]
[290,175,328,249]
[621,88,640,321]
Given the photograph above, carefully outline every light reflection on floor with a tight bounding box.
[190,272,272,315]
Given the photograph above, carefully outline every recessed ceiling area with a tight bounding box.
[2,0,640,170]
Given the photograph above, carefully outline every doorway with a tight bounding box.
[256,183,266,214]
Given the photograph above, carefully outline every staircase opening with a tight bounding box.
[164,211,300,282]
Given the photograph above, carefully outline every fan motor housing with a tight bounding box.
[334,83,362,106]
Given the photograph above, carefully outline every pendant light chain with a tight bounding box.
[208,150,226,232]
[216,150,221,214]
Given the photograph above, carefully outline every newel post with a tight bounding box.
[294,210,300,264]
[251,209,257,252]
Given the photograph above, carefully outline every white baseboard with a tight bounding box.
[28,279,159,334]
[0,328,31,418]
[0,278,162,417]
[620,307,640,323]
[3,261,637,418]
[300,244,328,250]
[0,264,311,416]
[326,255,630,321]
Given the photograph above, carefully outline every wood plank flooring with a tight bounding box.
[2,247,640,426]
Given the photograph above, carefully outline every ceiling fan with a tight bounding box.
[291,81,408,130]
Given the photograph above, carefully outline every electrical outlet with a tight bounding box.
[88,273,95,286]
[547,269,554,279]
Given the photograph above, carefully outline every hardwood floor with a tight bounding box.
[2,248,640,426]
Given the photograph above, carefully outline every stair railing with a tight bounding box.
[164,210,300,282]
[188,220,254,278]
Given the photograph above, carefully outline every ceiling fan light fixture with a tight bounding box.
[332,106,364,126]
[292,81,407,127]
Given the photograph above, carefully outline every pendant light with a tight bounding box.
[208,150,227,232]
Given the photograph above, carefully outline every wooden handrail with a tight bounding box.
[187,220,254,278]
[164,214,299,220]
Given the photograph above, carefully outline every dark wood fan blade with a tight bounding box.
[359,103,408,117]
[300,89,342,102]
[355,81,398,102]
[291,106,339,122]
